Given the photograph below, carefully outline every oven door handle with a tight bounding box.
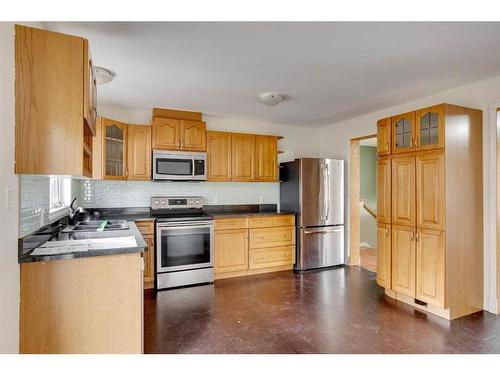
[157,221,214,228]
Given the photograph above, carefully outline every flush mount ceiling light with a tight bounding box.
[95,66,116,85]
[258,92,283,106]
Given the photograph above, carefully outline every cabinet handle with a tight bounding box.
[415,137,419,147]
[410,230,414,241]
[416,230,420,241]
[410,138,414,148]
[385,228,389,237]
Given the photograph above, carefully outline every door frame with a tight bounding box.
[348,133,377,266]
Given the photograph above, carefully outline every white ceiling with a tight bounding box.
[45,22,500,127]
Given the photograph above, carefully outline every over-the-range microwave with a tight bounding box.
[153,150,207,181]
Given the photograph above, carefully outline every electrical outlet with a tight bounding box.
[259,196,264,204]
[5,186,13,210]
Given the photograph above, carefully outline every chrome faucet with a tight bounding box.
[68,197,83,225]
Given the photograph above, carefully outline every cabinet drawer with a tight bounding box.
[249,246,294,269]
[135,220,154,235]
[249,227,295,249]
[214,217,248,230]
[248,215,295,228]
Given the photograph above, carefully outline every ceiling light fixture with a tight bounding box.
[95,66,116,85]
[258,92,283,106]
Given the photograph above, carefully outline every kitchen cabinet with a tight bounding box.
[135,220,155,289]
[416,228,445,307]
[83,39,97,134]
[376,223,391,289]
[377,118,391,155]
[416,152,445,230]
[391,111,416,154]
[152,117,179,150]
[415,104,445,151]
[391,225,416,298]
[102,118,128,180]
[376,156,391,224]
[128,125,152,180]
[152,117,206,151]
[254,135,278,182]
[231,133,255,181]
[391,156,416,226]
[92,117,103,179]
[376,103,483,320]
[207,131,232,181]
[19,253,143,353]
[15,24,96,177]
[214,214,295,279]
[214,229,249,274]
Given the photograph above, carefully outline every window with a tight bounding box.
[49,176,71,213]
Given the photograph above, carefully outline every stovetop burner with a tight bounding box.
[150,196,212,222]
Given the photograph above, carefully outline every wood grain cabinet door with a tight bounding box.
[377,156,391,224]
[376,223,391,289]
[142,235,155,287]
[102,118,128,180]
[416,228,445,307]
[416,152,445,230]
[127,125,151,180]
[231,133,255,181]
[391,225,416,298]
[391,156,416,226]
[152,117,179,150]
[180,120,206,151]
[392,111,416,154]
[415,104,445,151]
[254,135,278,182]
[377,118,391,155]
[214,229,249,274]
[207,131,232,181]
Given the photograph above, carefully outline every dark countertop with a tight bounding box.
[19,221,146,264]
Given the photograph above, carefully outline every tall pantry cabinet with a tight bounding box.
[376,103,483,320]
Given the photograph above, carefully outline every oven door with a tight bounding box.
[156,221,214,273]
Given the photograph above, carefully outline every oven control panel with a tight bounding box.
[151,196,203,210]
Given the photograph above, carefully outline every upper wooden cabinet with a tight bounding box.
[377,118,391,155]
[83,39,97,135]
[180,120,206,151]
[415,105,445,151]
[231,133,255,182]
[391,156,416,226]
[207,131,232,181]
[392,111,416,154]
[254,135,278,182]
[15,25,96,177]
[152,117,206,151]
[152,117,179,150]
[416,152,445,230]
[376,157,391,224]
[128,125,152,180]
[102,118,128,180]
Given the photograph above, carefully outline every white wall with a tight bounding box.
[319,74,500,313]
[0,22,19,353]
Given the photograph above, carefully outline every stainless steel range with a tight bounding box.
[151,196,214,289]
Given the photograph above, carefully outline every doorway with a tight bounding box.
[349,134,378,273]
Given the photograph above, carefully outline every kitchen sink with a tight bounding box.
[62,220,129,233]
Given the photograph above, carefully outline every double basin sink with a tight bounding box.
[62,220,129,233]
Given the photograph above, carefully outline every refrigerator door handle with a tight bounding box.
[319,164,325,222]
[304,228,343,234]
[325,163,330,221]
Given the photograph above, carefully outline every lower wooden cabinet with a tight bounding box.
[214,229,249,273]
[214,214,295,279]
[135,220,155,289]
[376,223,391,289]
[416,228,445,307]
[391,225,416,298]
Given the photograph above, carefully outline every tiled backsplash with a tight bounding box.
[19,176,81,237]
[78,180,280,208]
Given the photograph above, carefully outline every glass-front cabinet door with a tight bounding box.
[392,111,416,154]
[102,118,128,180]
[415,104,444,150]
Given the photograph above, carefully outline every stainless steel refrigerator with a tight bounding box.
[280,158,344,271]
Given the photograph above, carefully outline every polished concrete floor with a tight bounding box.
[144,266,500,354]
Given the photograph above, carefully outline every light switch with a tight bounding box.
[5,186,14,210]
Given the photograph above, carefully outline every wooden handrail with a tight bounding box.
[361,201,377,219]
